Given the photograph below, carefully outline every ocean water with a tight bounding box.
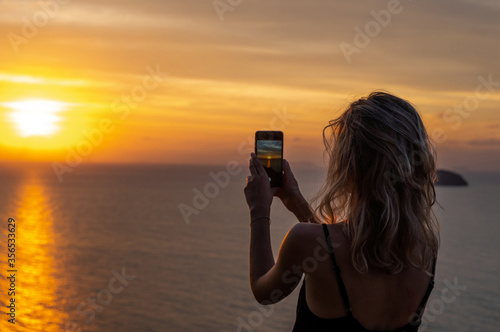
[0,163,498,332]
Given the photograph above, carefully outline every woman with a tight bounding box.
[243,91,439,331]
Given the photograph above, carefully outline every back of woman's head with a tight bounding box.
[314,91,439,274]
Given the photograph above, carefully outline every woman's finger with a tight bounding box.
[251,153,266,175]
[282,159,292,181]
[249,158,258,176]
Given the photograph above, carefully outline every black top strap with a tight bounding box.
[322,224,352,314]
[412,257,437,322]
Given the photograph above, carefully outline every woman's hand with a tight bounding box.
[244,153,278,216]
[274,159,316,223]
[244,154,316,223]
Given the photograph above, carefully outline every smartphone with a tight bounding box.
[255,131,283,187]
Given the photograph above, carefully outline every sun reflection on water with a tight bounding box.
[0,175,71,331]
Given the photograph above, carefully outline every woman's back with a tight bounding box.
[292,223,434,331]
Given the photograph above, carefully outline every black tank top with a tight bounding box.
[292,224,436,332]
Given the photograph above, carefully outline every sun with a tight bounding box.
[5,99,66,137]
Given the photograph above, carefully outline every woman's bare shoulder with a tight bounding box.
[284,223,325,249]
[286,222,326,238]
[285,222,348,252]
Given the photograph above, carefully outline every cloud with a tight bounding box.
[1,0,499,168]
[0,73,108,87]
[2,0,499,94]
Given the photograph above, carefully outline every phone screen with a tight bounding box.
[255,131,283,187]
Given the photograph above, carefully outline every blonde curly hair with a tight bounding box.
[313,91,439,274]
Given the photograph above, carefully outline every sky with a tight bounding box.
[0,0,499,171]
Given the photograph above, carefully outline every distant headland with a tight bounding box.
[435,169,468,186]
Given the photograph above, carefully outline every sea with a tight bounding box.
[0,162,498,332]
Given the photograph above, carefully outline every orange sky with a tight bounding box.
[0,0,499,171]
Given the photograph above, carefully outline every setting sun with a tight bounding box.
[5,100,66,137]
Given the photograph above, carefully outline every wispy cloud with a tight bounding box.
[0,73,108,87]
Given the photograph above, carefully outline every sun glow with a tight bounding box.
[5,100,67,137]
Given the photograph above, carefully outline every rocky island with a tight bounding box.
[435,169,468,186]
